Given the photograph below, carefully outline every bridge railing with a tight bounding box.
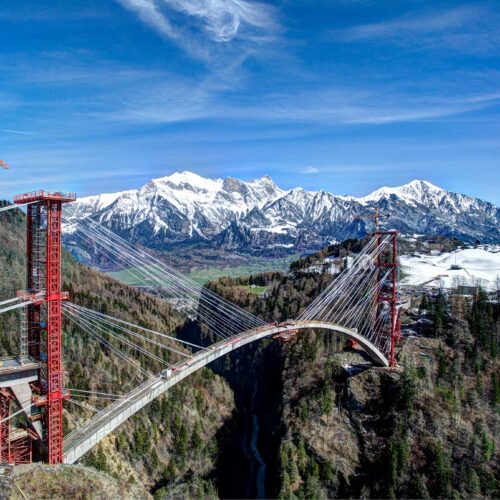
[14,191,77,204]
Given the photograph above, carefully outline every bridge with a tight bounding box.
[62,320,388,464]
[0,192,400,466]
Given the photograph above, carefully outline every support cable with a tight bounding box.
[65,308,171,367]
[64,215,265,333]
[66,302,207,352]
[63,309,151,377]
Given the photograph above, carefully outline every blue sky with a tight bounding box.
[0,0,499,202]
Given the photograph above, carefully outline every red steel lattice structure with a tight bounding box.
[374,230,399,367]
[10,430,35,464]
[14,190,76,464]
[0,390,11,462]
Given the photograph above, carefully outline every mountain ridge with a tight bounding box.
[65,172,500,254]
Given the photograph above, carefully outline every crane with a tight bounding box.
[0,160,8,170]
[354,207,389,233]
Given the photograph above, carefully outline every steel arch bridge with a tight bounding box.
[63,320,388,464]
[0,192,400,466]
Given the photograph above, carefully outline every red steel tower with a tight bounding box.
[2,190,76,464]
[374,230,399,367]
[357,208,400,367]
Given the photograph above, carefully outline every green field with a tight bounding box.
[107,255,297,286]
[107,265,164,286]
[187,257,295,284]
[238,285,267,295]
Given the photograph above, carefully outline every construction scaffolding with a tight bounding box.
[0,191,76,465]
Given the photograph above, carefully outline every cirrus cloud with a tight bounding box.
[164,0,275,42]
[116,0,277,59]
[301,166,319,174]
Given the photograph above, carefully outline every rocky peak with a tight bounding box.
[65,172,500,251]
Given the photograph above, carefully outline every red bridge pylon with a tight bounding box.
[374,230,399,367]
[0,191,76,465]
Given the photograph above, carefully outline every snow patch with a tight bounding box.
[400,247,500,290]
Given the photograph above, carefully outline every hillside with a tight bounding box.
[0,463,150,499]
[400,246,500,290]
[0,203,235,497]
[290,234,500,292]
[206,252,499,498]
[1,202,498,499]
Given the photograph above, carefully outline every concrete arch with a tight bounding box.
[63,321,388,464]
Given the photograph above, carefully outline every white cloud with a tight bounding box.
[116,0,276,59]
[225,87,500,126]
[334,6,476,42]
[117,0,179,42]
[332,5,500,56]
[4,51,500,134]
[301,166,319,174]
[164,0,274,42]
[91,73,500,127]
[0,129,34,135]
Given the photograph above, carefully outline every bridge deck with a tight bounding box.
[0,358,39,388]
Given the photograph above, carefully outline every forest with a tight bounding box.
[0,203,498,499]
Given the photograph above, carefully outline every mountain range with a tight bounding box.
[64,171,500,256]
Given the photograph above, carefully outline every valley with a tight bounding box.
[106,251,297,285]
[0,201,499,499]
[3,1,500,497]
[64,173,500,272]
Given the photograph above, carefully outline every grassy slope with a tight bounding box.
[5,464,150,500]
[106,254,296,286]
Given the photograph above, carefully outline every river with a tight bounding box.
[249,413,267,499]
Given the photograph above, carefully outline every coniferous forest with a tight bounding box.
[0,204,498,499]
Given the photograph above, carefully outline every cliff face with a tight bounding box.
[274,300,499,499]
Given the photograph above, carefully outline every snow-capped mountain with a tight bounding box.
[216,179,500,251]
[65,173,500,256]
[65,171,284,247]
